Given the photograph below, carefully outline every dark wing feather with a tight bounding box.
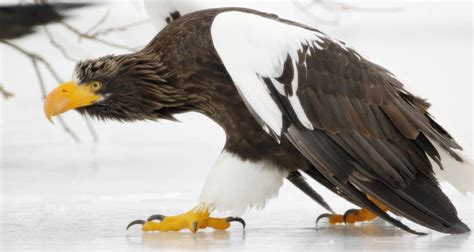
[211,9,469,234]
[262,36,468,234]
[287,171,334,213]
[286,126,425,235]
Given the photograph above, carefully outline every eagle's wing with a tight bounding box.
[211,10,472,234]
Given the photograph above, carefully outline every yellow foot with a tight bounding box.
[316,196,389,225]
[126,208,246,233]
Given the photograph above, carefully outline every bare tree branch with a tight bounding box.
[43,27,78,62]
[60,21,137,52]
[91,20,150,37]
[2,40,62,82]
[85,10,111,35]
[84,115,99,143]
[2,39,81,142]
[55,116,80,142]
[30,59,48,96]
[0,85,14,99]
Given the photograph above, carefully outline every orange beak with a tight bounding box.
[44,81,100,123]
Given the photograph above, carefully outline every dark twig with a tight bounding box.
[56,116,80,142]
[83,10,149,38]
[1,40,62,82]
[30,59,48,96]
[84,115,99,143]
[31,52,80,142]
[1,39,81,142]
[43,27,78,62]
[85,10,111,35]
[90,20,149,37]
[60,21,137,52]
[57,8,149,52]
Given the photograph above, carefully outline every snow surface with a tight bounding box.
[1,1,473,251]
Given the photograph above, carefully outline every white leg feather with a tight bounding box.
[199,151,289,215]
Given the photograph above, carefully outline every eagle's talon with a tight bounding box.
[225,217,246,229]
[126,219,146,230]
[316,213,333,224]
[147,214,166,222]
[192,221,198,233]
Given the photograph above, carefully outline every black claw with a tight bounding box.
[192,221,198,233]
[226,217,246,229]
[343,209,359,224]
[147,214,166,222]
[316,213,332,225]
[126,220,146,230]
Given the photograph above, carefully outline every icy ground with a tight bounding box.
[1,146,473,251]
[1,138,474,251]
[1,1,473,251]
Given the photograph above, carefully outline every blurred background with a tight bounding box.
[1,0,473,251]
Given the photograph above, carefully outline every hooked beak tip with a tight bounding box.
[46,115,55,125]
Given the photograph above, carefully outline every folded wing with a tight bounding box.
[211,9,471,234]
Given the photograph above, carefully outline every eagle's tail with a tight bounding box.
[353,173,471,234]
[430,139,474,195]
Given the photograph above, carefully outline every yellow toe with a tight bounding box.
[318,195,390,225]
[134,207,245,233]
[207,218,231,230]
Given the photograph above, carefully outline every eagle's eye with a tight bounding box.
[90,81,103,91]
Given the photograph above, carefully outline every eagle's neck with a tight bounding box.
[144,11,306,170]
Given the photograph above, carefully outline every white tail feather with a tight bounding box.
[429,138,474,195]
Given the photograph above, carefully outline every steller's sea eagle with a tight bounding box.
[43,8,473,235]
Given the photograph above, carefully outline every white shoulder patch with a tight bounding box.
[211,11,337,137]
[199,151,289,215]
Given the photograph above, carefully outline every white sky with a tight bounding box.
[1,2,473,250]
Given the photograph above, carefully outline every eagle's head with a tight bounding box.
[44,54,189,123]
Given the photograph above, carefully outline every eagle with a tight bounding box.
[43,8,473,234]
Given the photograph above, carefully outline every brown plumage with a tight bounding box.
[49,8,470,234]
